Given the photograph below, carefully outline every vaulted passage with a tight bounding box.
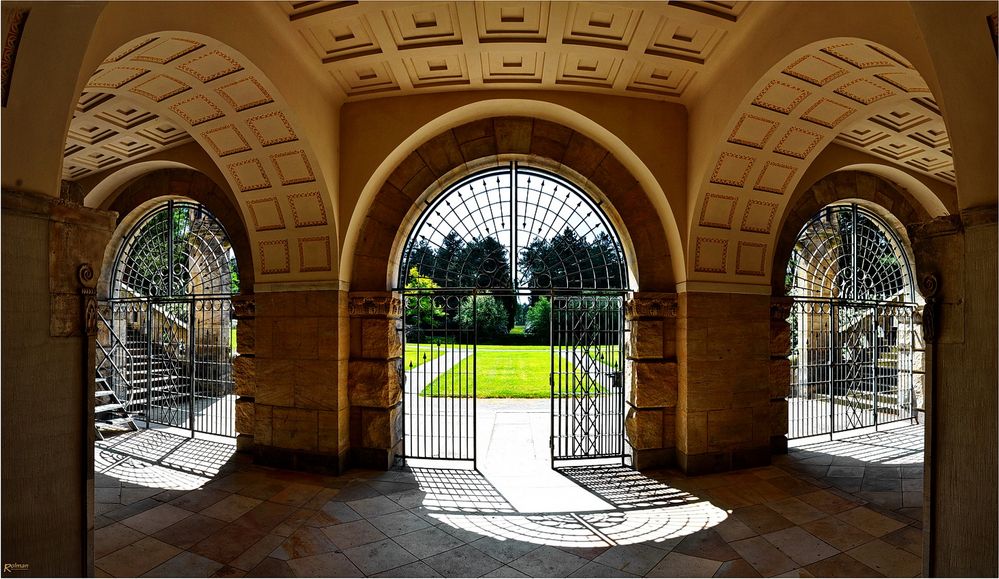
[397,163,630,467]
[100,200,239,438]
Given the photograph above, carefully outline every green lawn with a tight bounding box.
[419,347,600,398]
[404,343,449,367]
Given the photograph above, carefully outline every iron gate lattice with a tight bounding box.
[397,163,629,466]
[786,204,919,439]
[102,201,238,438]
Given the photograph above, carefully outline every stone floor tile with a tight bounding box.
[201,495,262,523]
[243,557,294,578]
[368,509,433,537]
[96,536,181,577]
[881,525,922,556]
[95,522,146,560]
[732,504,794,535]
[347,495,406,518]
[369,480,420,495]
[394,526,467,559]
[713,517,757,542]
[554,545,612,560]
[900,466,923,479]
[105,498,162,521]
[268,483,323,508]
[142,551,224,578]
[96,472,120,488]
[897,507,923,523]
[901,478,922,492]
[482,565,530,578]
[772,568,815,577]
[835,507,906,537]
[804,552,884,577]
[847,539,921,577]
[766,476,823,497]
[799,516,876,552]
[712,558,762,577]
[120,487,164,505]
[861,477,901,492]
[286,551,362,577]
[237,479,288,501]
[857,491,903,510]
[372,560,444,577]
[211,565,246,578]
[344,538,419,575]
[231,500,297,533]
[569,560,639,577]
[592,543,668,575]
[229,534,286,572]
[798,490,860,514]
[437,521,490,543]
[728,536,798,577]
[826,466,865,478]
[96,502,120,516]
[271,507,315,537]
[468,535,539,563]
[270,525,337,560]
[321,519,388,549]
[153,513,228,550]
[387,489,429,509]
[120,503,193,535]
[95,515,115,530]
[636,537,683,552]
[767,497,828,525]
[169,488,230,512]
[331,482,383,502]
[508,545,588,577]
[864,467,901,480]
[95,487,121,504]
[306,500,363,527]
[672,530,740,562]
[763,526,840,567]
[901,491,922,508]
[646,552,723,577]
[190,524,266,565]
[827,477,864,494]
[153,489,190,503]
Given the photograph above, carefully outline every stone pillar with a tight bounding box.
[2,189,115,577]
[909,207,998,578]
[231,295,255,452]
[625,292,678,469]
[252,290,345,473]
[676,292,772,474]
[769,297,793,455]
[348,292,404,469]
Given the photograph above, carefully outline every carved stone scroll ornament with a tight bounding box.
[349,294,403,318]
[232,295,255,319]
[770,296,794,321]
[625,293,677,320]
[919,273,939,341]
[78,263,98,336]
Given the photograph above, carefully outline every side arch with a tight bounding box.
[771,170,930,295]
[97,168,254,298]
[687,37,953,289]
[345,105,684,292]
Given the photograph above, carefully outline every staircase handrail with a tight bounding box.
[96,308,135,407]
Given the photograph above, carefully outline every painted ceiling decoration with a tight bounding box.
[66,32,337,281]
[687,38,954,285]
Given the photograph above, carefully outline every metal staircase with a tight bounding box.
[94,369,137,440]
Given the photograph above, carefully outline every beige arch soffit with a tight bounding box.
[686,36,953,291]
[340,98,686,290]
[834,164,948,217]
[84,160,194,209]
[67,31,338,286]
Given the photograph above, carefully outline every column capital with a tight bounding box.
[349,291,402,319]
[626,292,677,320]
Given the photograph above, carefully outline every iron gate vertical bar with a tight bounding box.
[472,290,478,468]
[145,301,153,428]
[167,200,174,296]
[549,291,555,467]
[511,163,518,288]
[189,300,196,436]
[829,302,836,436]
[872,304,879,429]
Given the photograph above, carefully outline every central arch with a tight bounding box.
[397,162,631,467]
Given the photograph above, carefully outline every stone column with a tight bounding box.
[2,189,115,577]
[231,295,255,452]
[909,208,998,577]
[252,290,345,472]
[676,292,772,474]
[347,292,403,469]
[769,296,793,454]
[625,292,678,469]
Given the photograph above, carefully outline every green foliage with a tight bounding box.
[519,228,624,289]
[456,295,509,340]
[525,297,551,337]
[404,267,446,330]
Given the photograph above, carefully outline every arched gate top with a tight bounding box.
[399,163,628,291]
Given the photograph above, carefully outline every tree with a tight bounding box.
[519,228,624,289]
[524,297,551,338]
[456,295,508,340]
[404,267,445,335]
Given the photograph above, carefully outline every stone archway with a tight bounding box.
[348,116,681,469]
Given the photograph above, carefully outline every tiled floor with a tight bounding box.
[94,421,924,578]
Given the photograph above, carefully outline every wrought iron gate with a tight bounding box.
[101,201,237,438]
[786,204,920,439]
[551,293,626,464]
[397,163,629,466]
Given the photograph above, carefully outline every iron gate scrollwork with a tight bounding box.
[397,163,629,466]
[101,201,238,438]
[786,204,919,439]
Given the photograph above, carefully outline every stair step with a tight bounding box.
[96,403,127,413]
[95,390,115,397]
[96,417,136,426]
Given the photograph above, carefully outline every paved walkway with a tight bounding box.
[94,420,924,578]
